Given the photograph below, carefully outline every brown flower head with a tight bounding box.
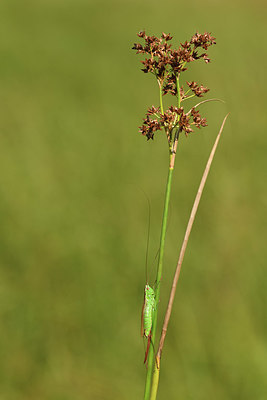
[132,30,173,81]
[187,81,210,97]
[133,30,216,80]
[190,32,216,50]
[139,115,162,140]
[191,108,208,128]
[162,74,177,96]
[177,108,193,136]
[147,105,161,116]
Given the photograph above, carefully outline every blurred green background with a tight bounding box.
[0,0,266,399]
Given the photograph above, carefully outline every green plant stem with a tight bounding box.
[144,158,175,400]
[183,94,195,102]
[176,75,181,108]
[159,82,164,114]
[150,360,160,400]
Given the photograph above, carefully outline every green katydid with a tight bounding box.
[141,284,156,364]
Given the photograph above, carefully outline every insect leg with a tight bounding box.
[144,332,152,364]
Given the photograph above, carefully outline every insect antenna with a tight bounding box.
[153,200,173,289]
[135,186,152,284]
[140,188,173,286]
[144,191,151,284]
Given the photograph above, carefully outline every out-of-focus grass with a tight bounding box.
[0,0,266,399]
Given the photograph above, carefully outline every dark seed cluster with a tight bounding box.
[186,81,210,97]
[133,31,216,141]
[138,106,208,140]
[132,31,215,81]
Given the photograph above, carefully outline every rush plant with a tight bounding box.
[132,31,228,400]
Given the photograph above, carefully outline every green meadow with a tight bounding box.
[0,0,266,399]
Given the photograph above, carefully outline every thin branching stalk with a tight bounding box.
[176,75,181,108]
[149,113,229,400]
[158,82,164,115]
[186,98,225,116]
